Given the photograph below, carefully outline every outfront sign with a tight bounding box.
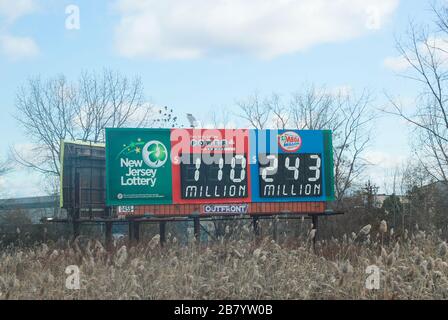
[201,204,249,215]
[105,128,334,206]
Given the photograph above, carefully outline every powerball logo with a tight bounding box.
[278,131,302,152]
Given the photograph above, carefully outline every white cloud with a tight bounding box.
[427,36,448,56]
[0,0,37,23]
[425,36,448,67]
[11,142,38,165]
[0,169,44,198]
[0,34,39,60]
[383,55,409,72]
[0,1,39,60]
[0,143,52,198]
[114,0,399,59]
[365,150,406,168]
[365,5,384,30]
[384,37,448,72]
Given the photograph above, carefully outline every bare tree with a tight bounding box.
[268,93,290,130]
[0,159,10,177]
[210,107,232,128]
[332,92,374,204]
[385,3,448,184]
[236,92,271,129]
[289,86,341,130]
[12,69,177,178]
[401,158,432,192]
[237,86,374,206]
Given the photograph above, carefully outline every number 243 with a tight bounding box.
[261,155,321,182]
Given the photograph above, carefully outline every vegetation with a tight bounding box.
[0,222,447,299]
[10,69,178,192]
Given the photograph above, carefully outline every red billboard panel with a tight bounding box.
[171,128,251,204]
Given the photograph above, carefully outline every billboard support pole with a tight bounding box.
[133,221,140,243]
[105,221,113,251]
[42,224,47,243]
[73,172,81,239]
[159,221,166,246]
[193,217,200,243]
[73,220,80,239]
[128,220,134,244]
[272,217,278,242]
[311,215,318,249]
[253,216,260,239]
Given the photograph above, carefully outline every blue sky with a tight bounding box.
[0,0,435,197]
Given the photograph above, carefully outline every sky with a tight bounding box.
[0,0,436,197]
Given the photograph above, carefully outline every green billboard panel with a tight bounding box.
[106,128,173,205]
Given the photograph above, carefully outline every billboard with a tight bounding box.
[105,128,334,206]
[171,128,251,204]
[60,140,106,212]
[250,130,334,202]
[106,128,172,206]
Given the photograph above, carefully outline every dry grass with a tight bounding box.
[1,224,448,300]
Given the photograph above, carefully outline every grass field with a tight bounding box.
[1,224,448,300]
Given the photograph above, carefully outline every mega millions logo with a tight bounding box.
[278,131,302,152]
[142,140,168,168]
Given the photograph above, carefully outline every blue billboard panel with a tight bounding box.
[249,129,334,203]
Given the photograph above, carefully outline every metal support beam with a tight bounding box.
[133,221,140,243]
[42,224,47,243]
[105,221,113,251]
[193,217,200,243]
[128,220,140,244]
[273,218,278,242]
[253,216,260,238]
[159,221,166,246]
[73,220,80,239]
[73,171,81,239]
[128,220,134,243]
[42,211,344,224]
[311,215,318,249]
[106,206,113,218]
